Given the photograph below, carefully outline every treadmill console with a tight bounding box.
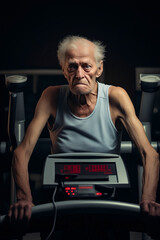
[43,153,129,199]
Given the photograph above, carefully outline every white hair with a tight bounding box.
[57,35,106,67]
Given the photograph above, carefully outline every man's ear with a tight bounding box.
[96,61,103,78]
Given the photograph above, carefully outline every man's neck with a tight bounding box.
[69,91,97,106]
[68,87,98,117]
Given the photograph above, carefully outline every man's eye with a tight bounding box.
[68,64,77,71]
[83,64,91,70]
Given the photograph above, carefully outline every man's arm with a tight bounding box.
[109,86,160,216]
[8,86,59,222]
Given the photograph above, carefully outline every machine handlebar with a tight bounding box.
[0,200,159,237]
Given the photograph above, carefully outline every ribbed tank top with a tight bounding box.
[49,82,122,154]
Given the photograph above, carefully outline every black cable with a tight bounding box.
[45,186,57,240]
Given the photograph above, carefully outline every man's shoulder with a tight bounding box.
[38,86,62,108]
[109,86,132,113]
[41,85,63,99]
[109,86,127,100]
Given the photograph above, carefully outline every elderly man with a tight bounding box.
[8,35,160,231]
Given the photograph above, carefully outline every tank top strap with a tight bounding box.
[98,82,111,99]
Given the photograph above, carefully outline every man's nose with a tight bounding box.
[75,66,84,79]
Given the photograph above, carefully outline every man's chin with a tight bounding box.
[71,84,90,95]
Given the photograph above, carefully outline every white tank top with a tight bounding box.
[49,82,122,154]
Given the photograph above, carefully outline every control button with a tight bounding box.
[64,186,77,196]
[96,192,102,196]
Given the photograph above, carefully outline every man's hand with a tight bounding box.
[140,200,160,239]
[140,200,160,216]
[8,200,34,237]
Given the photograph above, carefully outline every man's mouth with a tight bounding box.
[73,81,87,86]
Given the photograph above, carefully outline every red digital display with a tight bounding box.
[59,164,113,175]
[55,163,116,180]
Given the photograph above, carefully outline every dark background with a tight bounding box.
[0,1,160,212]
[1,1,160,85]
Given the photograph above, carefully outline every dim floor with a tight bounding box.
[23,232,152,240]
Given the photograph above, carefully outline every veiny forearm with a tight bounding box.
[12,149,33,202]
[141,149,160,202]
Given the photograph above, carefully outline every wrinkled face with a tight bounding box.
[62,41,103,95]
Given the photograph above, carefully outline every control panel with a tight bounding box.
[43,153,129,199]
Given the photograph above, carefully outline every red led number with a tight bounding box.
[86,164,112,174]
[61,164,81,174]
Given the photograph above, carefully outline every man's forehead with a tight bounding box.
[65,41,95,62]
[67,57,92,64]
